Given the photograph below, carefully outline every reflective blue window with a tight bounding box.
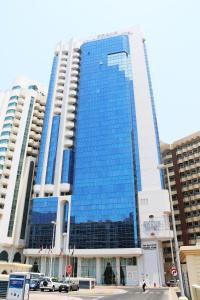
[3,123,12,129]
[35,55,58,184]
[0,147,7,152]
[28,197,58,248]
[9,96,18,101]
[63,202,69,232]
[70,35,141,249]
[6,109,15,114]
[0,156,5,160]
[0,139,9,144]
[8,102,17,107]
[1,131,10,136]
[12,86,21,90]
[61,149,74,184]
[28,85,38,91]
[45,115,60,184]
[4,116,14,121]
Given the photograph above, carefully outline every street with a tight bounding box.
[29,287,169,300]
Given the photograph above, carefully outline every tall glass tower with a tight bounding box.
[24,28,172,286]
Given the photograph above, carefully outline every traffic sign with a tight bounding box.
[171,266,177,276]
[66,264,73,276]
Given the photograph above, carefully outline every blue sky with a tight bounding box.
[0,0,199,143]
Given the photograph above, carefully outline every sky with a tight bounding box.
[0,0,199,143]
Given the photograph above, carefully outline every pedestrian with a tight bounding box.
[142,280,146,292]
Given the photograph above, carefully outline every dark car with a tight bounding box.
[166,279,177,287]
[30,278,43,290]
[59,280,79,293]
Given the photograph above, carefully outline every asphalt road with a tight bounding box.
[29,287,169,300]
[103,288,169,300]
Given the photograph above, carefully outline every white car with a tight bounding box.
[40,277,61,292]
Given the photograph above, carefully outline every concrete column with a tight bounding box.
[96,258,101,284]
[40,257,46,274]
[77,257,81,277]
[116,257,120,285]
[58,256,64,279]
[137,255,144,286]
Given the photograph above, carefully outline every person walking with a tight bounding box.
[142,279,146,292]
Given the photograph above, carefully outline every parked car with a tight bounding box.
[59,280,79,293]
[40,277,61,292]
[30,278,43,290]
[166,279,177,287]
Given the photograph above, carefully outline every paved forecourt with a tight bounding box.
[29,287,169,300]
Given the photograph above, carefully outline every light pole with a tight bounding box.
[158,164,188,300]
[49,221,56,278]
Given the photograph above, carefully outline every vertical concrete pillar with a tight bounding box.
[116,257,120,285]
[96,258,101,284]
[40,256,46,274]
[77,257,81,277]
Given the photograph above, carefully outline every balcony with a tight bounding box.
[58,75,66,81]
[66,113,75,121]
[71,64,80,71]
[15,111,21,120]
[73,52,80,58]
[70,83,78,90]
[59,67,66,73]
[9,133,17,142]
[70,76,78,83]
[67,105,75,113]
[60,183,70,193]
[1,177,8,185]
[56,92,63,100]
[57,79,65,86]
[68,97,76,105]
[71,70,79,77]
[29,131,35,139]
[8,142,15,151]
[72,58,80,64]
[54,107,61,115]
[6,151,13,159]
[65,121,74,129]
[64,139,73,148]
[55,100,62,108]
[16,105,23,113]
[4,159,12,168]
[65,130,74,138]
[56,87,64,93]
[69,90,77,97]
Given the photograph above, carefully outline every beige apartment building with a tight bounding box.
[161,132,200,277]
[0,77,47,265]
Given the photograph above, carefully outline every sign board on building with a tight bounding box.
[142,243,157,250]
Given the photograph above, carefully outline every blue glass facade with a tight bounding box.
[69,35,141,249]
[35,55,58,184]
[61,149,74,184]
[28,197,58,248]
[45,115,60,184]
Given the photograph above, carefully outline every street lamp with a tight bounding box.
[158,164,188,300]
[49,221,56,277]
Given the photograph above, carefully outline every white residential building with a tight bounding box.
[0,77,46,264]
